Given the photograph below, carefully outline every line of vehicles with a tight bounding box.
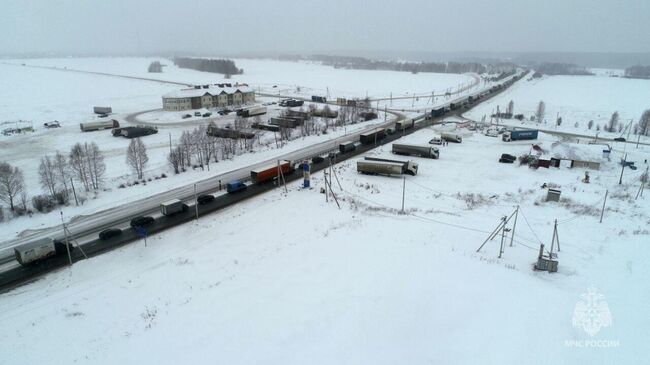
[8,71,526,274]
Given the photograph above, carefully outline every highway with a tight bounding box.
[0,69,525,290]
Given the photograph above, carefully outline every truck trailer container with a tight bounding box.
[502,129,539,142]
[269,117,303,128]
[359,129,386,144]
[80,119,119,132]
[339,142,357,154]
[441,132,462,143]
[160,199,186,216]
[364,157,419,175]
[431,108,445,118]
[251,160,293,184]
[392,143,439,159]
[242,106,267,117]
[357,159,418,176]
[121,126,158,138]
[395,119,414,131]
[14,238,56,265]
[311,95,327,103]
[93,106,112,115]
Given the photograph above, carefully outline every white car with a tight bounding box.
[428,137,442,145]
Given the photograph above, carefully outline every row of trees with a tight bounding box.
[624,65,650,79]
[534,63,593,76]
[312,54,516,75]
[173,57,243,75]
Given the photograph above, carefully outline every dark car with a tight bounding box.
[614,137,626,142]
[182,114,192,119]
[99,228,122,240]
[130,216,155,228]
[499,158,515,164]
[500,153,517,161]
[202,112,212,117]
[194,111,201,116]
[197,194,215,205]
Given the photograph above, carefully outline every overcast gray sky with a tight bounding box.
[2,0,649,56]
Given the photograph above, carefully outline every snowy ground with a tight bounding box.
[465,73,650,143]
[0,57,469,238]
[1,123,648,364]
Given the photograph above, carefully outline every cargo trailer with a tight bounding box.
[339,142,356,154]
[251,160,293,184]
[395,119,414,131]
[80,119,119,132]
[160,199,186,216]
[359,128,386,144]
[364,157,419,175]
[242,106,267,117]
[502,129,538,142]
[441,133,462,143]
[93,106,112,114]
[357,159,418,176]
[392,143,439,159]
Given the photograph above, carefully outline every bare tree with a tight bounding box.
[127,138,149,179]
[588,120,594,130]
[69,143,90,191]
[607,111,619,132]
[53,150,70,197]
[0,162,26,211]
[179,130,195,166]
[38,155,58,197]
[535,101,546,124]
[168,146,183,174]
[85,142,105,190]
[639,109,650,136]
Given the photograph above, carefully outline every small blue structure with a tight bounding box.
[303,160,311,188]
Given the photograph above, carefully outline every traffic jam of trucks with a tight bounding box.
[6,72,528,274]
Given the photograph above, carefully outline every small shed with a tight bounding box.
[546,188,561,202]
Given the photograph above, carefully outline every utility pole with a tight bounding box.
[194,183,198,220]
[61,211,72,266]
[509,205,519,247]
[600,189,608,223]
[619,153,627,185]
[70,177,79,206]
[401,177,406,213]
[169,133,172,155]
[498,216,507,258]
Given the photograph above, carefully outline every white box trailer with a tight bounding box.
[357,158,418,176]
[243,106,267,117]
[441,132,462,143]
[392,143,439,159]
[14,238,56,265]
[80,119,119,132]
[160,199,185,216]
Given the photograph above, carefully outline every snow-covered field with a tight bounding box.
[1,123,648,364]
[0,57,470,238]
[465,73,650,143]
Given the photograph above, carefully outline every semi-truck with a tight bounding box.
[242,106,267,117]
[80,119,119,132]
[226,180,247,193]
[358,157,418,176]
[269,117,303,128]
[251,160,293,184]
[502,129,539,142]
[395,119,414,131]
[160,199,187,216]
[431,108,445,118]
[93,106,112,115]
[339,142,357,154]
[359,129,386,144]
[441,132,462,143]
[392,143,439,159]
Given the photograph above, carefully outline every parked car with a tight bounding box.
[194,111,201,116]
[500,153,517,161]
[614,137,626,142]
[99,228,122,240]
[182,114,192,119]
[202,112,212,117]
[197,194,215,205]
[499,158,515,164]
[43,121,61,128]
[428,137,442,145]
[130,216,155,228]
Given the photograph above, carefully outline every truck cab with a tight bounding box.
[226,180,247,193]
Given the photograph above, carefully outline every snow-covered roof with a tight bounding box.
[163,85,254,99]
[540,142,608,162]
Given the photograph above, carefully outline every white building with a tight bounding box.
[162,84,255,111]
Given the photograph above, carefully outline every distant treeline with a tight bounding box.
[173,57,243,75]
[534,62,593,76]
[278,54,516,75]
[315,55,516,75]
[624,65,650,79]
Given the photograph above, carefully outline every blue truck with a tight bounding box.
[226,180,247,193]
[502,129,539,142]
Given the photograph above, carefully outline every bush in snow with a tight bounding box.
[31,195,57,213]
